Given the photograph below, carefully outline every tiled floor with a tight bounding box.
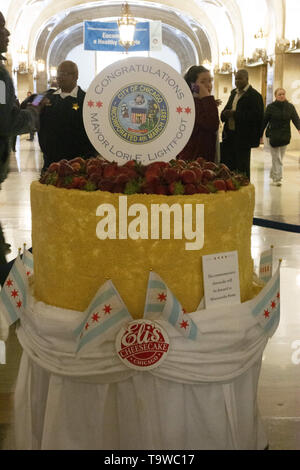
[0,136,299,449]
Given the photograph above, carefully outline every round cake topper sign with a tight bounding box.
[83,57,195,165]
[116,319,170,370]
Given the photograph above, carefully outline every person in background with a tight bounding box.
[0,11,39,266]
[38,60,97,172]
[220,69,264,180]
[261,87,300,186]
[24,92,35,141]
[176,65,219,162]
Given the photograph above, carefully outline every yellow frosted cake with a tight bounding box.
[31,158,255,318]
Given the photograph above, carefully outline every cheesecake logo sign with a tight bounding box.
[109,83,168,144]
[83,57,195,165]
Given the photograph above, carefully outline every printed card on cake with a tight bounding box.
[202,251,241,309]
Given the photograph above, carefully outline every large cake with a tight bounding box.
[31,157,255,318]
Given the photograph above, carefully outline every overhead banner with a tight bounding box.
[84,21,162,52]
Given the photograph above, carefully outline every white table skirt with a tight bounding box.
[12,292,274,450]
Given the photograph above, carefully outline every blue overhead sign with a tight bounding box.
[84,21,162,52]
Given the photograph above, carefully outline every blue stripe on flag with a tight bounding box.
[149,280,166,290]
[74,287,117,336]
[252,277,280,317]
[11,262,27,307]
[188,321,197,340]
[23,255,34,268]
[145,303,165,313]
[0,289,19,324]
[87,287,115,315]
[168,296,181,326]
[77,307,130,351]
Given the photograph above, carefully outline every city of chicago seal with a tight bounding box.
[109,83,168,144]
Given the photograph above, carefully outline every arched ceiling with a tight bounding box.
[2,0,290,72]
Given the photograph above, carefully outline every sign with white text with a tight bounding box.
[84,21,162,52]
[202,251,241,309]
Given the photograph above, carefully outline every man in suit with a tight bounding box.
[220,69,264,180]
[38,60,97,172]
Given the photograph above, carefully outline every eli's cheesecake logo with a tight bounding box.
[109,83,168,144]
[116,320,170,370]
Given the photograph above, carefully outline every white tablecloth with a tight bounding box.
[12,292,275,450]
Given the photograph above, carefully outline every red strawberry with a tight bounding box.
[225,178,236,191]
[155,185,168,195]
[203,161,218,171]
[196,157,206,167]
[202,169,216,181]
[197,184,210,194]
[103,164,118,179]
[145,171,160,184]
[58,161,74,176]
[124,160,136,168]
[181,169,197,184]
[192,167,202,183]
[99,180,114,192]
[184,183,197,195]
[70,162,81,172]
[168,181,184,195]
[163,167,180,184]
[48,162,60,173]
[71,176,87,189]
[213,179,227,191]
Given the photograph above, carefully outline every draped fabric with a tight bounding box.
[11,290,276,450]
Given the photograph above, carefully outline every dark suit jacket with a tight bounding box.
[38,86,97,169]
[221,85,264,148]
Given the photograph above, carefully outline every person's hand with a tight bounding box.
[26,97,49,114]
[222,109,235,120]
[215,99,222,107]
[194,83,210,99]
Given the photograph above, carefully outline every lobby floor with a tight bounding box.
[0,135,299,450]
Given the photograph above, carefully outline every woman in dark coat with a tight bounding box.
[177,65,219,162]
[262,88,300,186]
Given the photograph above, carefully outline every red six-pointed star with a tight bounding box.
[92,312,100,322]
[96,101,103,108]
[26,271,31,277]
[88,100,94,108]
[271,300,276,309]
[157,292,167,302]
[103,305,112,314]
[6,279,13,287]
[11,289,18,298]
[185,107,192,114]
[176,106,183,114]
[16,300,22,309]
[277,292,280,299]
[264,309,270,318]
[85,322,89,330]
[180,320,189,330]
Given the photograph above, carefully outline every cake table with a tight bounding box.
[11,285,278,450]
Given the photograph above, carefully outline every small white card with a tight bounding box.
[202,251,241,309]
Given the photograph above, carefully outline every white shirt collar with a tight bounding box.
[54,85,78,99]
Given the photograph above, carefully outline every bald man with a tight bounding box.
[38,60,97,171]
[220,69,264,180]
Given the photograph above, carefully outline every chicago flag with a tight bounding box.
[251,264,280,336]
[74,280,132,353]
[144,271,198,340]
[0,255,29,341]
[22,248,34,277]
